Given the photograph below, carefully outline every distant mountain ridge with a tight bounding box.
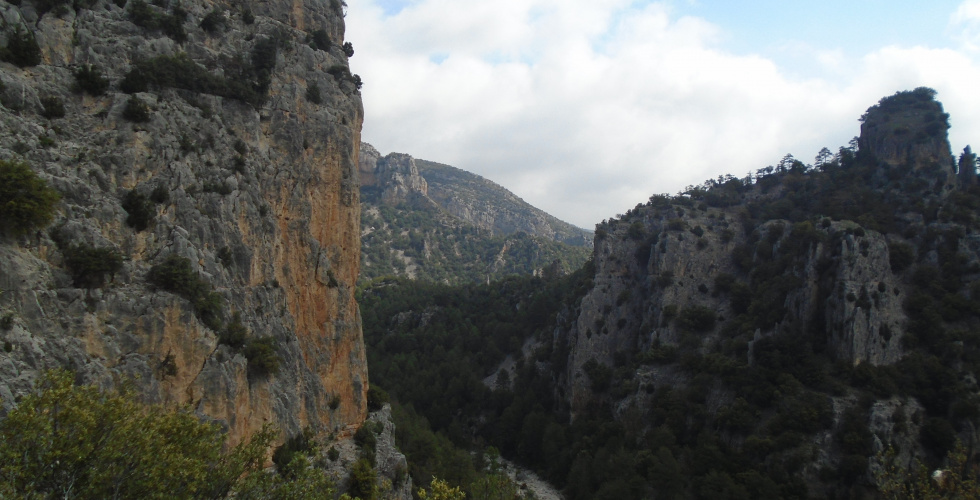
[416,158,593,246]
[357,143,592,283]
[360,144,593,246]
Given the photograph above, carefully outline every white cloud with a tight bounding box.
[951,0,980,50]
[348,1,980,228]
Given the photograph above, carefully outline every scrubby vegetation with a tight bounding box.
[120,48,276,107]
[0,370,332,498]
[147,255,224,330]
[127,0,188,43]
[0,160,60,236]
[73,64,110,96]
[0,26,41,67]
[61,243,124,288]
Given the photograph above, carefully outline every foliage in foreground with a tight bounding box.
[0,370,331,499]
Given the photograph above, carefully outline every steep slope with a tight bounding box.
[362,89,980,499]
[358,143,591,283]
[416,158,592,246]
[0,0,367,447]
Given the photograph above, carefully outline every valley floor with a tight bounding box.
[499,458,564,500]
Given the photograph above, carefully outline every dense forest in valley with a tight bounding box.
[361,88,980,499]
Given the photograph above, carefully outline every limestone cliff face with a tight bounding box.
[376,153,429,205]
[559,209,909,415]
[0,0,367,445]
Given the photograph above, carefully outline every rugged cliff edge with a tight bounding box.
[0,0,366,447]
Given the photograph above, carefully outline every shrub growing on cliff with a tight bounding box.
[62,243,124,288]
[243,336,279,376]
[147,255,224,330]
[127,0,187,43]
[1,26,41,67]
[305,81,321,105]
[122,95,151,123]
[73,64,110,96]
[367,385,389,412]
[121,189,154,230]
[199,8,226,34]
[39,95,65,119]
[677,305,716,332]
[121,52,270,107]
[309,29,330,51]
[0,160,60,236]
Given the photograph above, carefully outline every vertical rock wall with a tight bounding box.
[0,0,367,445]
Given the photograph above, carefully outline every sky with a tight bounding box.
[346,0,980,229]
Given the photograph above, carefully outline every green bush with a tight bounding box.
[62,243,124,288]
[271,429,314,477]
[0,313,13,330]
[147,255,224,330]
[1,27,41,67]
[127,0,187,43]
[347,458,377,500]
[121,53,269,107]
[305,81,321,104]
[677,305,716,332]
[220,312,248,348]
[73,64,110,95]
[39,95,65,119]
[33,0,74,17]
[367,385,389,412]
[0,370,313,499]
[353,424,377,456]
[122,95,151,123]
[244,336,280,377]
[150,184,170,203]
[0,160,60,236]
[199,8,225,34]
[888,241,915,272]
[582,359,612,392]
[310,29,330,51]
[121,189,154,230]
[342,41,354,58]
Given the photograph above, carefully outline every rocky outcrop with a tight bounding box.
[859,87,954,181]
[0,0,367,447]
[376,153,429,205]
[823,228,904,365]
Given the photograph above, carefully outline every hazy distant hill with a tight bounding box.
[415,159,593,246]
[358,144,592,284]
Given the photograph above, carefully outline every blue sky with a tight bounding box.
[347,1,980,228]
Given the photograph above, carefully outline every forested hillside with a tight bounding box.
[361,88,980,499]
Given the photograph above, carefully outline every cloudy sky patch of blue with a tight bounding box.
[347,1,980,228]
